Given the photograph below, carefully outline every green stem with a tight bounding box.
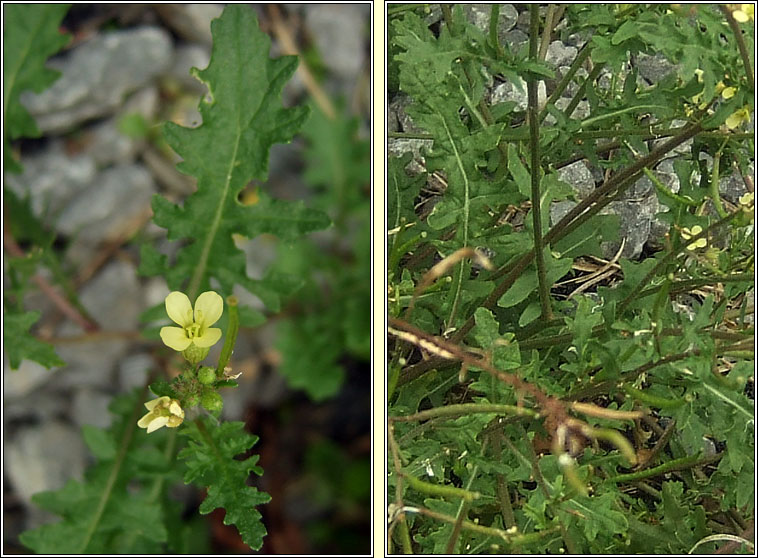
[403,473,481,502]
[77,386,147,552]
[606,452,723,484]
[391,402,540,422]
[529,4,552,321]
[216,295,239,376]
[710,139,729,218]
[719,5,754,86]
[489,4,503,58]
[540,43,593,123]
[564,62,604,119]
[644,167,700,207]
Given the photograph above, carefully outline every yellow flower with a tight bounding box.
[725,106,752,129]
[739,192,754,208]
[137,396,185,433]
[681,225,707,250]
[721,86,737,99]
[160,291,223,352]
[732,4,754,22]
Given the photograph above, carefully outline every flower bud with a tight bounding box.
[198,366,216,385]
[201,390,223,413]
[182,344,210,365]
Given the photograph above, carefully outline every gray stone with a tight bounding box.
[56,164,155,243]
[306,5,367,81]
[550,200,577,226]
[51,261,141,389]
[503,29,528,50]
[546,41,577,68]
[719,161,754,204]
[4,142,97,217]
[88,87,160,167]
[461,4,518,41]
[118,353,154,392]
[154,4,224,45]
[389,94,425,134]
[489,79,546,112]
[558,161,594,199]
[553,97,590,121]
[21,27,173,134]
[170,44,212,95]
[635,52,679,83]
[388,138,433,165]
[4,391,68,422]
[621,175,654,201]
[3,359,58,400]
[5,421,87,507]
[603,198,657,259]
[71,388,113,429]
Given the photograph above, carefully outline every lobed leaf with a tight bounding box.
[3,4,70,172]
[3,311,64,369]
[179,418,270,550]
[145,5,330,301]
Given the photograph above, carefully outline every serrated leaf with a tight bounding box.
[3,310,64,369]
[179,418,269,550]
[147,5,330,300]
[3,4,71,172]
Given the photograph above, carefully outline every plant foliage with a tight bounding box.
[179,418,269,550]
[3,4,71,370]
[388,4,754,554]
[139,4,330,314]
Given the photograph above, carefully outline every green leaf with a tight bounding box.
[179,418,270,550]
[611,20,639,45]
[3,311,64,369]
[3,4,71,172]
[497,254,573,308]
[301,101,370,214]
[19,390,177,553]
[146,5,330,300]
[275,315,345,401]
[82,425,117,461]
[561,493,628,541]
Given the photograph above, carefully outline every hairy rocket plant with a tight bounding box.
[389,4,753,555]
[17,5,331,553]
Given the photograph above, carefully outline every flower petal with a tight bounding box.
[193,327,222,348]
[138,411,157,428]
[160,326,192,351]
[169,401,184,418]
[146,416,169,433]
[194,291,224,327]
[165,291,194,327]
[144,396,170,411]
[733,9,749,23]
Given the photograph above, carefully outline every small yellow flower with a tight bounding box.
[160,291,223,352]
[732,4,754,22]
[739,192,754,208]
[681,225,707,250]
[721,86,737,99]
[725,106,752,129]
[137,396,185,433]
